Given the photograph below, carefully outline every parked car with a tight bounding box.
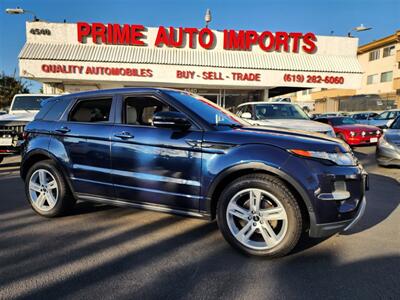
[376,116,400,167]
[315,116,382,147]
[270,97,291,103]
[20,88,367,258]
[365,109,400,129]
[351,112,379,124]
[0,94,55,163]
[236,102,336,137]
[318,112,350,118]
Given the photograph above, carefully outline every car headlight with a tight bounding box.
[378,136,395,149]
[350,131,356,137]
[289,149,357,166]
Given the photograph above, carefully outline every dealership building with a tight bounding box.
[19,21,363,109]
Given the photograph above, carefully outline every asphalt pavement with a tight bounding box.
[0,147,399,300]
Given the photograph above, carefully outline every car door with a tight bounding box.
[52,95,115,198]
[110,93,203,211]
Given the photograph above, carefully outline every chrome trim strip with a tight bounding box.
[77,193,204,218]
[317,191,351,201]
[72,164,201,187]
[344,196,367,231]
[71,177,202,199]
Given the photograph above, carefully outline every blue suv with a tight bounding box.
[21,88,367,257]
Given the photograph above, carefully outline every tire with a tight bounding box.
[217,173,302,258]
[25,160,76,217]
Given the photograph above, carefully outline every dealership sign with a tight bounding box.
[77,22,317,54]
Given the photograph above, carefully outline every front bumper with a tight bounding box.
[309,196,366,237]
[346,136,380,146]
[376,145,400,166]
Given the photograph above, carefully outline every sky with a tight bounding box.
[0,0,399,92]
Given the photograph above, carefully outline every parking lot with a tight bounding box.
[0,147,399,299]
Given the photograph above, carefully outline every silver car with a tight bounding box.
[236,102,336,137]
[376,116,400,167]
[367,110,400,128]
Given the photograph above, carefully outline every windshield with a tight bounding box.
[374,112,389,120]
[166,91,247,127]
[330,117,357,126]
[254,104,309,120]
[391,117,400,129]
[11,96,53,111]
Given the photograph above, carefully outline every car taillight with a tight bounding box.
[22,131,29,141]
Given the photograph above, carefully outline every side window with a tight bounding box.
[69,98,112,123]
[317,118,328,124]
[124,96,175,126]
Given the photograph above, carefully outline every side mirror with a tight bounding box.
[241,112,252,119]
[153,111,191,130]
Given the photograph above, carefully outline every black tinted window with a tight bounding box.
[11,96,54,110]
[69,98,112,123]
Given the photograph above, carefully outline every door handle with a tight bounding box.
[114,131,134,139]
[55,126,70,134]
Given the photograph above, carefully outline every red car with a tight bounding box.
[316,116,382,146]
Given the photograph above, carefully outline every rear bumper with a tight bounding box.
[309,196,366,237]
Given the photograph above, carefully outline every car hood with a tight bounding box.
[0,113,36,123]
[206,125,350,153]
[335,124,380,131]
[251,119,333,133]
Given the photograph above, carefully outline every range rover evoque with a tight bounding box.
[20,88,367,257]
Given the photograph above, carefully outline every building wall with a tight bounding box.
[357,42,399,95]
[281,30,400,112]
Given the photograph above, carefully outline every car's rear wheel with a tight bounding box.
[217,174,302,257]
[25,160,76,217]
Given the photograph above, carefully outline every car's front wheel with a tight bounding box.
[25,160,76,217]
[217,174,302,257]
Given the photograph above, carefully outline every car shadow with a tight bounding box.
[341,173,399,235]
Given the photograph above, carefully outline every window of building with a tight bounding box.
[383,45,395,57]
[367,74,379,85]
[69,98,112,123]
[369,49,380,61]
[380,71,393,83]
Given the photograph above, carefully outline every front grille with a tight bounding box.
[0,125,25,137]
[365,131,378,136]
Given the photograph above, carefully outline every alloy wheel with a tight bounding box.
[29,169,59,212]
[226,188,288,250]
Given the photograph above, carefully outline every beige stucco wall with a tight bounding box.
[357,42,399,95]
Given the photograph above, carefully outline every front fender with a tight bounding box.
[201,143,316,217]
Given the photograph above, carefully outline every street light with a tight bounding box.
[348,24,372,37]
[204,8,212,28]
[5,7,39,21]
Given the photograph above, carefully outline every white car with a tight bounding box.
[236,102,336,137]
[0,94,55,163]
